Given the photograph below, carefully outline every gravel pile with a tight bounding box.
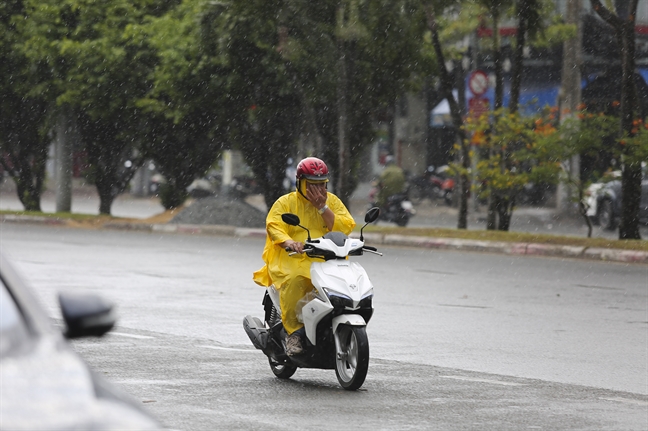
[170,195,267,228]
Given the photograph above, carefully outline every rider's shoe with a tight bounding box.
[285,332,303,356]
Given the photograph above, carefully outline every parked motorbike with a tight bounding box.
[368,187,416,227]
[378,193,415,226]
[407,165,454,206]
[243,207,382,390]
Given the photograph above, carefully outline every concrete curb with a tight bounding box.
[0,214,68,226]
[347,232,648,264]
[2,215,646,264]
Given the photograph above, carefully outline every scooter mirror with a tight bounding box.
[365,207,380,224]
[281,213,312,241]
[282,213,301,226]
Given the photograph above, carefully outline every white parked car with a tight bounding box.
[585,168,648,230]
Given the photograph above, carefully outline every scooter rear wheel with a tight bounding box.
[443,190,453,206]
[409,186,424,204]
[269,357,297,379]
[335,325,369,390]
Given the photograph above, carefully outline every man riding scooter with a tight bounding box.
[375,155,406,208]
[252,157,356,356]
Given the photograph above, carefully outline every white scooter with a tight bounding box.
[244,207,382,390]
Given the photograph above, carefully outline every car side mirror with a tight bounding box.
[59,292,116,339]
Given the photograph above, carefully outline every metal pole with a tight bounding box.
[55,108,73,213]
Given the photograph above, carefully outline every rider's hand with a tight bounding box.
[282,239,305,254]
[306,182,327,211]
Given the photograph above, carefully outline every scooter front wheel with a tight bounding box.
[269,357,297,379]
[335,325,369,390]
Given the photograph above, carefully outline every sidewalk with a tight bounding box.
[1,179,646,264]
[0,179,164,219]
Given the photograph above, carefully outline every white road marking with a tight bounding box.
[197,345,258,353]
[110,332,155,339]
[440,375,524,386]
[599,397,648,406]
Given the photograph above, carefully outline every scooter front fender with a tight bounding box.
[332,314,366,334]
[332,314,367,359]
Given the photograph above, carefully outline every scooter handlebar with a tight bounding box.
[285,242,381,257]
[285,243,314,256]
[362,246,383,256]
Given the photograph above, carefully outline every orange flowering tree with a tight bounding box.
[463,108,562,231]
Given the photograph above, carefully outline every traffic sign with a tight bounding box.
[468,96,489,120]
[468,70,488,96]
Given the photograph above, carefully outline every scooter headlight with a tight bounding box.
[323,288,354,309]
[358,289,373,308]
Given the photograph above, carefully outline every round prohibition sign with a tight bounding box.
[468,70,488,96]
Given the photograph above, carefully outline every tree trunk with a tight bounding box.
[336,4,350,206]
[486,7,504,230]
[96,182,115,215]
[1,97,48,213]
[14,166,44,212]
[90,151,141,215]
[491,8,504,111]
[617,16,641,239]
[485,146,497,234]
[497,197,513,231]
[589,0,641,239]
[510,0,530,114]
[425,4,470,229]
[55,108,74,213]
[5,148,47,213]
[619,163,642,239]
[557,0,582,214]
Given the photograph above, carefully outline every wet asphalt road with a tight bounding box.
[1,223,646,430]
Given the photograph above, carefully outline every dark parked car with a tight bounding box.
[590,178,648,230]
[0,253,162,430]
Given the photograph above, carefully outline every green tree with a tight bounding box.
[204,0,425,208]
[0,0,51,211]
[318,0,425,204]
[21,0,177,214]
[137,0,226,209]
[201,0,301,207]
[509,0,550,114]
[424,2,471,228]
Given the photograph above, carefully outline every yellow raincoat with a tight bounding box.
[253,190,355,334]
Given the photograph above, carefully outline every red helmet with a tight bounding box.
[296,157,329,182]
